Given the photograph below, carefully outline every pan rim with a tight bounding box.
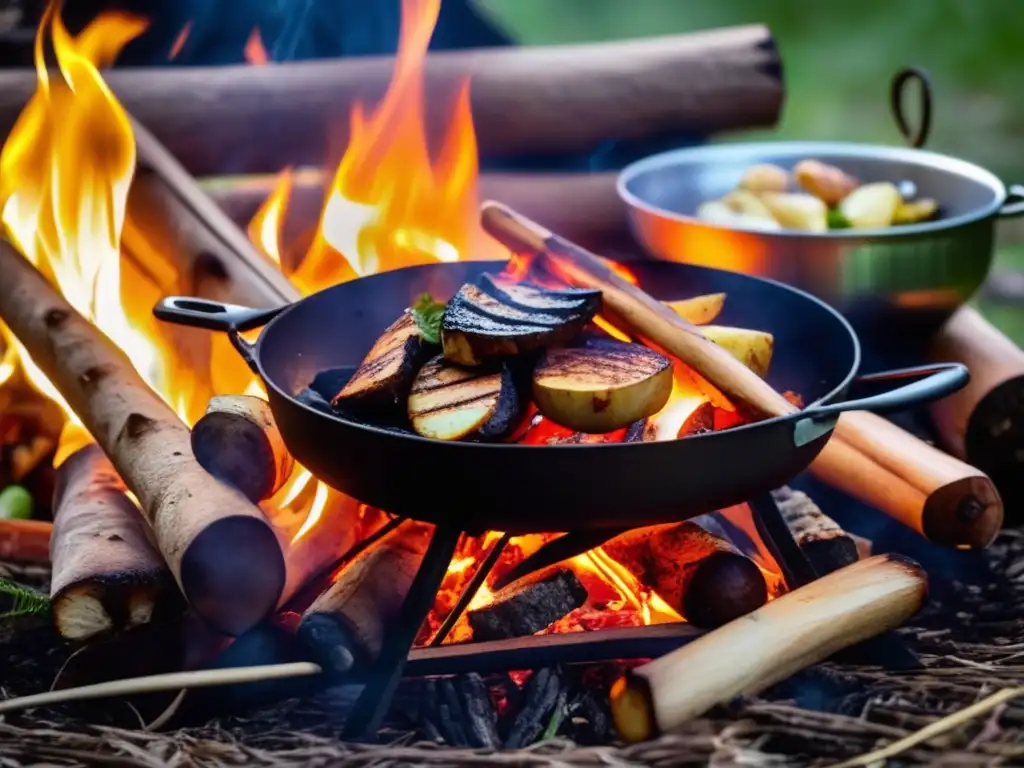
[255,260,861,449]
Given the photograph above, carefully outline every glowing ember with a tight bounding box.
[244,28,270,65]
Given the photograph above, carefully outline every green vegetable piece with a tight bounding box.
[0,485,33,521]
[827,208,852,229]
[410,292,446,345]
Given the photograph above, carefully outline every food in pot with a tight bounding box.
[310,277,780,445]
[698,158,940,231]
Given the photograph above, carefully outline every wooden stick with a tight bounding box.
[609,554,928,742]
[50,444,178,641]
[928,306,1024,522]
[602,521,767,629]
[0,519,51,563]
[191,395,294,503]
[772,486,859,575]
[480,201,1003,548]
[202,170,628,256]
[0,26,783,176]
[0,240,285,635]
[296,520,433,674]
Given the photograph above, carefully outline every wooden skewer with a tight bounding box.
[609,554,928,742]
[479,201,1003,548]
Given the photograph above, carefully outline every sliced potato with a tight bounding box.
[893,197,939,225]
[700,325,774,378]
[442,277,600,366]
[760,193,828,232]
[838,182,902,229]
[794,159,860,206]
[696,200,782,231]
[332,312,436,416]
[408,355,525,441]
[722,190,776,220]
[738,163,791,194]
[665,293,726,325]
[532,342,673,433]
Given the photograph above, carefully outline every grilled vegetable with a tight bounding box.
[738,163,790,194]
[532,342,672,433]
[760,192,828,232]
[838,182,902,229]
[665,293,726,325]
[722,190,776,221]
[794,159,860,206]
[332,312,437,418]
[408,355,526,441]
[893,197,939,225]
[701,325,774,378]
[696,200,782,231]
[442,276,601,367]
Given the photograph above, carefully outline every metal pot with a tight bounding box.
[616,67,1024,337]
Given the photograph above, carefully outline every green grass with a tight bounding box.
[480,0,1024,342]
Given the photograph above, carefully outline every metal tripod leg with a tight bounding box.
[748,491,817,589]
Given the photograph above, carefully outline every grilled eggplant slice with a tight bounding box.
[701,325,774,378]
[408,354,526,441]
[331,313,437,417]
[532,342,672,433]
[442,275,601,366]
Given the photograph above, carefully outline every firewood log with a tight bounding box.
[0,26,783,176]
[50,444,180,641]
[602,521,767,629]
[772,486,859,575]
[480,201,1003,549]
[610,554,928,742]
[191,395,293,503]
[0,519,51,563]
[296,519,433,674]
[467,568,588,641]
[928,306,1024,524]
[0,240,285,635]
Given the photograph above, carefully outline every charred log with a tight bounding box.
[505,667,566,749]
[468,568,588,642]
[50,445,179,641]
[773,486,859,575]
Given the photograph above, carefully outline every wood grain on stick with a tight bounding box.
[0,26,783,176]
[50,444,178,641]
[0,240,285,635]
[479,201,1002,548]
[610,554,928,742]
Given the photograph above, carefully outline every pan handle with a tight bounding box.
[153,297,285,332]
[890,67,933,149]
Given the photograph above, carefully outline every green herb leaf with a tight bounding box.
[0,579,50,621]
[827,208,852,229]
[410,293,446,345]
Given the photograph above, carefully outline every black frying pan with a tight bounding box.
[154,260,966,534]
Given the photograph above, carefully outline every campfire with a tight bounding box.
[0,0,1020,761]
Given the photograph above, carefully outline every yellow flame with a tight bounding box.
[248,167,292,266]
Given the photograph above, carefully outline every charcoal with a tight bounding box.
[468,568,587,641]
[567,688,611,745]
[310,366,356,401]
[437,679,470,747]
[295,387,335,415]
[458,673,501,749]
[504,667,564,748]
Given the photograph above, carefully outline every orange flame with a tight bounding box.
[248,167,292,266]
[169,21,191,60]
[244,27,269,65]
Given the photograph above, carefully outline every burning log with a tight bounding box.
[602,521,768,629]
[0,26,783,176]
[50,445,179,641]
[0,519,51,563]
[479,202,1003,548]
[772,486,858,575]
[204,171,629,254]
[296,520,432,674]
[0,240,285,635]
[609,554,928,742]
[467,568,588,642]
[191,395,294,503]
[532,342,673,433]
[928,306,1024,523]
[676,401,715,438]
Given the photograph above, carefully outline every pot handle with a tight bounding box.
[998,184,1024,219]
[153,297,288,374]
[890,67,933,148]
[804,363,967,422]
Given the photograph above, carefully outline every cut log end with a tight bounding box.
[52,578,169,641]
[294,612,359,675]
[963,374,1024,523]
[609,674,658,744]
[681,552,768,629]
[923,477,1003,549]
[179,515,286,636]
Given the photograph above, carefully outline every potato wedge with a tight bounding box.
[332,312,437,417]
[408,355,525,441]
[738,163,791,194]
[893,197,939,225]
[838,182,902,229]
[532,342,672,433]
[442,276,600,366]
[700,325,774,378]
[760,193,828,232]
[664,293,726,325]
[794,159,859,206]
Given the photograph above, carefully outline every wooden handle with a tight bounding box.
[480,201,795,420]
[0,26,782,176]
[610,554,927,742]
